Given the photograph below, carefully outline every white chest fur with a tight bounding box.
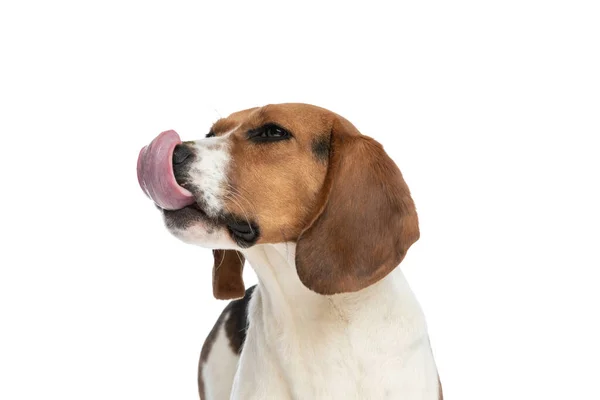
[231,244,439,400]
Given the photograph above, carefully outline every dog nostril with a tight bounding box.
[173,144,193,165]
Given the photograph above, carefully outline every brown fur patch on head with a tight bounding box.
[210,103,419,297]
[220,104,333,243]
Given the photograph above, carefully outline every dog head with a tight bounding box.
[138,103,419,299]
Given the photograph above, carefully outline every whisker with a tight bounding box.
[223,184,258,225]
[235,251,244,267]
[225,184,258,214]
[223,193,255,235]
[215,250,226,271]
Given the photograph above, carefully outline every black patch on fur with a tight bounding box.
[312,135,330,162]
[224,285,256,353]
[198,285,256,397]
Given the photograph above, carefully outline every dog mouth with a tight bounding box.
[138,130,260,246]
[137,129,213,225]
[160,201,208,218]
[159,202,206,229]
[161,202,259,246]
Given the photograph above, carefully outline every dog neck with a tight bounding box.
[238,243,436,399]
[241,242,424,328]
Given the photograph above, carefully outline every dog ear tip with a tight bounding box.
[213,286,246,300]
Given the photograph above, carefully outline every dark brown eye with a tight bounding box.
[266,125,286,138]
[248,123,291,142]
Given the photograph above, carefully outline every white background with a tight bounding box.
[1,1,599,399]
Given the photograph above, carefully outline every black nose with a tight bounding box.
[173,144,194,165]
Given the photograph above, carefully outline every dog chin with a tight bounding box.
[166,223,239,249]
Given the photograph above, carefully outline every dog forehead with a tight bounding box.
[213,104,334,136]
[262,104,333,133]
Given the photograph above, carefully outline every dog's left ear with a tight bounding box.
[212,250,245,300]
[295,116,420,295]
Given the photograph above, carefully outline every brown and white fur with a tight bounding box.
[157,104,441,399]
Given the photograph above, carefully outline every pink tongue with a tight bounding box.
[137,130,195,210]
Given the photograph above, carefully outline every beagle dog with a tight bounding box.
[137,103,442,400]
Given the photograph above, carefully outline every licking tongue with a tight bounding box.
[137,130,195,210]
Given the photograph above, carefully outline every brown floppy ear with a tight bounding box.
[296,116,420,295]
[212,250,245,300]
